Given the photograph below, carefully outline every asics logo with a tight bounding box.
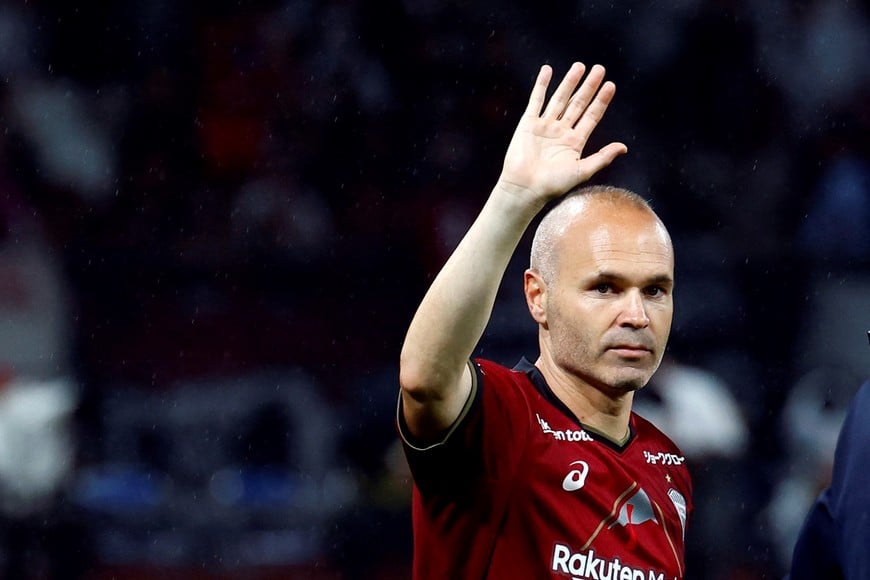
[562,460,589,492]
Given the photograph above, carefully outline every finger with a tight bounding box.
[561,64,607,126]
[574,80,617,144]
[525,65,554,117]
[578,142,628,180]
[541,62,586,119]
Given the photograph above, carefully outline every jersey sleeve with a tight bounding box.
[396,359,481,453]
[396,358,532,497]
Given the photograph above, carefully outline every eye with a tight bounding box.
[595,283,613,294]
[645,286,666,297]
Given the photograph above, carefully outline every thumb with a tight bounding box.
[579,142,628,179]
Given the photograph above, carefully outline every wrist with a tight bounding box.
[490,179,550,217]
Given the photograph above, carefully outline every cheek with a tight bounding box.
[550,296,610,338]
[651,306,674,338]
[548,306,596,355]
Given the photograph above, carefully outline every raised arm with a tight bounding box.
[399,62,627,442]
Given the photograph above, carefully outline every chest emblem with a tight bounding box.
[561,460,590,492]
[610,487,658,528]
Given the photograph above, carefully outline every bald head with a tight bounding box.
[523,184,675,402]
[530,185,668,284]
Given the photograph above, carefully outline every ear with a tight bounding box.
[524,269,548,325]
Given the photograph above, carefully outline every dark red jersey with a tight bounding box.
[398,358,693,580]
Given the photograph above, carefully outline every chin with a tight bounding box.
[609,371,651,393]
[612,380,646,393]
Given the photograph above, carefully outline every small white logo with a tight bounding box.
[668,488,687,538]
[538,414,593,442]
[643,450,685,465]
[561,460,590,492]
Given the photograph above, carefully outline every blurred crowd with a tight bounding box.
[0,0,867,578]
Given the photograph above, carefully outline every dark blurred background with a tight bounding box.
[0,0,867,578]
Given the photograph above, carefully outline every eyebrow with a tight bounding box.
[593,271,674,287]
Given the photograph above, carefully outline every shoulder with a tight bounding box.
[474,357,524,380]
[852,379,870,411]
[630,411,684,454]
[830,379,870,469]
[630,411,692,490]
[401,358,535,454]
[837,379,870,450]
[473,358,539,399]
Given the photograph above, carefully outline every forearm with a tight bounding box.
[399,188,542,427]
[398,62,625,439]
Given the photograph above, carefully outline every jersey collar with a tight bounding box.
[512,357,635,451]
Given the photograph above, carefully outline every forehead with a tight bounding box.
[556,208,674,280]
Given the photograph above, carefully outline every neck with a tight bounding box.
[534,353,634,443]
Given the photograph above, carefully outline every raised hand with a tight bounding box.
[496,62,627,205]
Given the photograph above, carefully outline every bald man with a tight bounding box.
[398,63,693,579]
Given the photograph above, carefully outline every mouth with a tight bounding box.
[606,344,652,358]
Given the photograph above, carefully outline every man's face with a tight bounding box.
[539,204,674,395]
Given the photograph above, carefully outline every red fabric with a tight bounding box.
[401,358,693,579]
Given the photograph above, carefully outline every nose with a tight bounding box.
[618,290,650,329]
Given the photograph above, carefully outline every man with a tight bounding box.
[787,377,870,579]
[398,62,692,579]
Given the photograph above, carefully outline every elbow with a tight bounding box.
[399,350,456,404]
[399,349,471,441]
[398,354,435,403]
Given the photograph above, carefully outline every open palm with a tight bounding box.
[498,63,627,204]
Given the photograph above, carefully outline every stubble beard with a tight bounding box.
[549,325,656,397]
